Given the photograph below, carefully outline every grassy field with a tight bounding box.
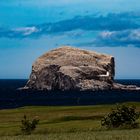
[0,102,140,139]
[1,130,140,140]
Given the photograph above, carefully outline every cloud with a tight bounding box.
[0,11,140,50]
[12,27,39,36]
[35,12,140,35]
[0,26,39,38]
[77,29,140,47]
[97,29,140,47]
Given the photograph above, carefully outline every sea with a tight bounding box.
[0,79,140,109]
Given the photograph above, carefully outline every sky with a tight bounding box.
[0,0,140,79]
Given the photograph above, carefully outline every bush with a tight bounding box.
[101,104,140,129]
[21,115,39,135]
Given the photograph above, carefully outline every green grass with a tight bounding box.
[1,130,140,140]
[0,102,140,139]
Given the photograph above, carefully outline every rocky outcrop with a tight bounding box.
[24,46,114,91]
[22,46,140,92]
[113,83,140,91]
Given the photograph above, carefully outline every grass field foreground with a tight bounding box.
[0,102,140,139]
[1,130,140,140]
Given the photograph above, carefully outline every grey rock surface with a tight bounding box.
[23,46,140,92]
[25,46,115,91]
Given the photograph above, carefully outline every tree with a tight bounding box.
[101,104,140,129]
[21,115,39,135]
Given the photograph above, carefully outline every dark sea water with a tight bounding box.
[0,79,140,109]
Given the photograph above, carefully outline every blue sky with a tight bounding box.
[0,0,140,79]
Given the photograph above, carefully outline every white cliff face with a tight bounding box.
[25,46,115,91]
